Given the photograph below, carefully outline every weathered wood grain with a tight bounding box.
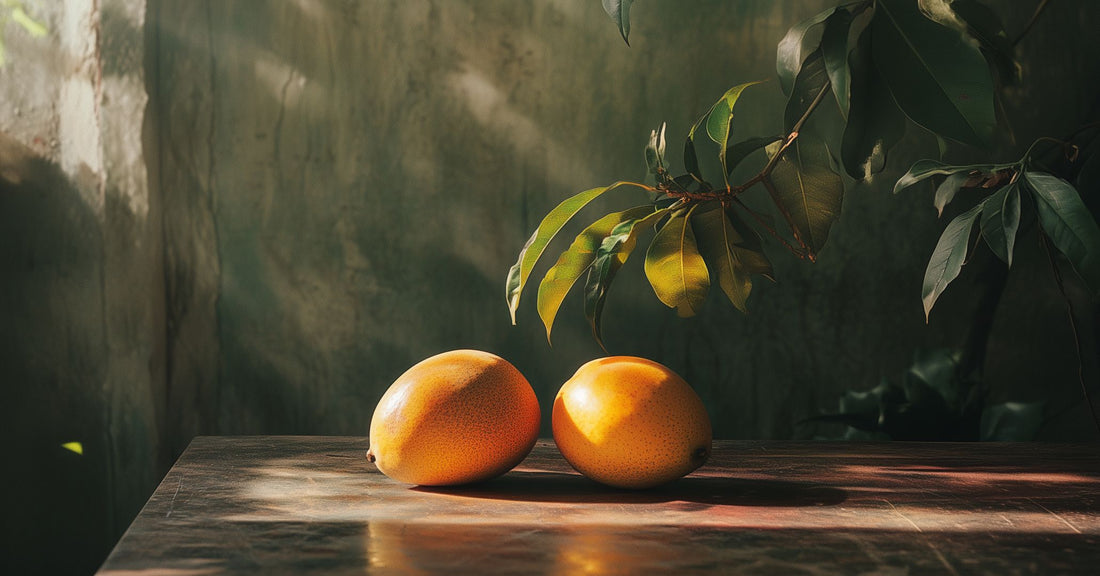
[99,437,1100,575]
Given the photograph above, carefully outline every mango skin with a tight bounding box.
[552,356,712,489]
[367,350,540,486]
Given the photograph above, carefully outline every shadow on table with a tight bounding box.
[413,470,848,507]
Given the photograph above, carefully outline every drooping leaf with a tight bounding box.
[1026,171,1100,293]
[724,206,775,279]
[12,8,48,38]
[704,81,766,176]
[784,48,829,133]
[644,205,710,317]
[537,206,654,343]
[840,27,907,179]
[934,172,968,217]
[585,207,673,350]
[922,201,984,320]
[765,136,844,257]
[506,182,644,323]
[820,8,854,118]
[776,6,837,95]
[683,112,708,184]
[692,204,772,312]
[873,0,995,147]
[893,160,1010,194]
[979,182,1021,266]
[644,122,667,175]
[724,136,782,177]
[601,0,634,45]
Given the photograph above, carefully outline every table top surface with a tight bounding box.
[98,437,1100,575]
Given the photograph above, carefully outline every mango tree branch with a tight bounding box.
[1039,230,1100,434]
[1013,0,1051,47]
[728,197,808,259]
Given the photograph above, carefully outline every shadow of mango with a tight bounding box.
[414,469,847,508]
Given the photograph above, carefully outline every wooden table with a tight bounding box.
[97,437,1100,575]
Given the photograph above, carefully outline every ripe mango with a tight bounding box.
[367,350,540,486]
[552,356,712,489]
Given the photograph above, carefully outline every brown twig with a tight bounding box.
[1039,231,1100,435]
[1013,0,1052,47]
[661,82,832,258]
[760,176,815,260]
[729,197,808,259]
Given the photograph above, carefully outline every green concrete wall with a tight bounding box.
[2,1,1098,573]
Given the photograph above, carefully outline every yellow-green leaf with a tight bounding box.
[584,207,673,351]
[506,182,644,324]
[644,205,710,317]
[703,81,766,177]
[537,206,654,343]
[692,204,758,312]
[61,442,84,455]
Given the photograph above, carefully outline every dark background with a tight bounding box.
[1,1,1097,573]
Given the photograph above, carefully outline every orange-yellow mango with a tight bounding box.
[552,356,712,489]
[368,350,540,486]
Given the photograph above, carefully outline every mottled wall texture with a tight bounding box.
[2,0,1098,572]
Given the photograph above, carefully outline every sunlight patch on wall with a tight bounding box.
[58,0,104,216]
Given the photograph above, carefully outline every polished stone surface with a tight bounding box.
[98,437,1100,575]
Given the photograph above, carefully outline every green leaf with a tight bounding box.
[506,182,643,323]
[683,113,708,184]
[12,7,47,38]
[820,8,854,118]
[692,204,772,313]
[601,0,634,45]
[765,135,844,257]
[61,442,84,455]
[873,0,995,147]
[644,205,710,317]
[980,183,1021,266]
[784,48,828,133]
[645,122,667,176]
[922,201,984,320]
[840,27,907,179]
[585,208,673,350]
[893,160,1008,194]
[980,402,1044,441]
[537,206,654,343]
[949,0,1017,85]
[724,206,774,275]
[776,6,836,96]
[724,136,782,177]
[1027,171,1100,293]
[934,171,968,217]
[704,81,765,177]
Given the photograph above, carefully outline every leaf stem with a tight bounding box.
[729,197,808,259]
[663,82,832,258]
[760,176,815,260]
[1013,0,1051,48]
[745,82,832,191]
[1039,230,1100,435]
